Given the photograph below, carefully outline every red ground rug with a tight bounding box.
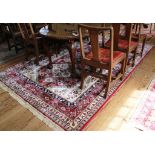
[131,79,155,131]
[0,43,153,130]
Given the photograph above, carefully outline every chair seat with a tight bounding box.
[118,39,138,50]
[142,33,154,40]
[106,39,138,51]
[132,33,147,40]
[132,33,154,41]
[86,48,125,63]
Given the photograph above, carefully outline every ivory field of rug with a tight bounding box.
[131,78,155,131]
[0,43,153,130]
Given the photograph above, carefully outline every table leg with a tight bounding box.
[34,39,39,65]
[43,37,53,68]
[67,42,76,77]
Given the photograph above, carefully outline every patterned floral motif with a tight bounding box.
[0,43,152,130]
[132,79,155,130]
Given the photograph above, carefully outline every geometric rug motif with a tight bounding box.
[0,43,153,130]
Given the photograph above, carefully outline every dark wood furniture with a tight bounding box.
[132,23,149,57]
[78,24,126,98]
[131,23,155,58]
[132,23,142,53]
[39,24,79,74]
[105,24,139,70]
[0,24,6,43]
[112,24,139,69]
[2,24,23,53]
[18,23,42,65]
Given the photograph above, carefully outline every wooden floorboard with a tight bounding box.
[0,46,155,131]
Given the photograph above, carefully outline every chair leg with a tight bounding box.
[34,40,40,65]
[22,41,29,60]
[124,53,129,71]
[24,46,29,61]
[6,37,11,51]
[101,32,105,48]
[68,46,76,76]
[14,40,18,54]
[120,58,126,80]
[104,68,112,98]
[43,38,53,68]
[132,49,137,67]
[91,66,96,72]
[80,63,85,89]
[141,37,146,57]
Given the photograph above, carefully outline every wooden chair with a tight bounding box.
[0,24,6,43]
[78,24,126,98]
[18,23,45,65]
[3,23,23,53]
[105,24,138,68]
[112,23,139,69]
[130,23,155,57]
[142,23,154,33]
[131,23,149,57]
[132,23,141,42]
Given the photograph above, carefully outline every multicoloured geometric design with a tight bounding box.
[0,43,153,130]
[132,79,155,131]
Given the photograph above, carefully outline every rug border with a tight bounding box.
[81,46,154,131]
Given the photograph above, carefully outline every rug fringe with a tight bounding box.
[0,81,64,131]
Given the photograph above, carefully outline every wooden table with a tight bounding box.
[39,24,79,76]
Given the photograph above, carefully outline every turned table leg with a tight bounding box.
[66,40,76,77]
[43,37,53,68]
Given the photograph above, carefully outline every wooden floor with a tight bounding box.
[0,46,155,131]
